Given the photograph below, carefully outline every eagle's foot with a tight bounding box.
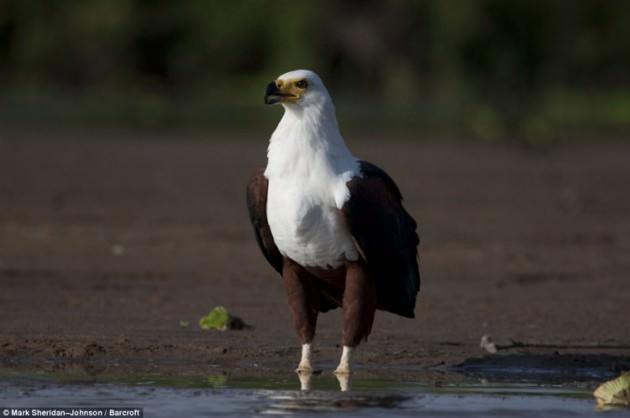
[295,343,313,373]
[333,365,351,375]
[333,345,353,375]
[295,364,313,373]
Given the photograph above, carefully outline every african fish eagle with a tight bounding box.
[247,69,420,375]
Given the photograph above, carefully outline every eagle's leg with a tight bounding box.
[283,258,320,373]
[335,259,376,375]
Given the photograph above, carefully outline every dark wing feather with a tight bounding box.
[341,160,420,318]
[246,170,283,274]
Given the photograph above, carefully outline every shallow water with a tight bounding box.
[1,373,627,418]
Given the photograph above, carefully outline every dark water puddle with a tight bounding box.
[1,369,628,418]
[450,353,630,383]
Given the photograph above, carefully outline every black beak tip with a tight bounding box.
[264,81,280,105]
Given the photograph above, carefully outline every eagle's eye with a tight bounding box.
[295,79,308,89]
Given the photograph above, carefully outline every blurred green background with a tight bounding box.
[1,0,630,141]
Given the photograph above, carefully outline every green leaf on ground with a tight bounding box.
[199,306,231,331]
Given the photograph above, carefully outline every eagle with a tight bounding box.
[247,69,420,375]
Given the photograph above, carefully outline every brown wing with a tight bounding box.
[246,170,282,274]
[341,161,421,318]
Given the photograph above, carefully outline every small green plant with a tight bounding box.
[199,306,251,331]
[199,306,231,331]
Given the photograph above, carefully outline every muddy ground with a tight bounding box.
[0,132,629,382]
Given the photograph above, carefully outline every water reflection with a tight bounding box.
[297,371,312,391]
[261,388,409,415]
[336,372,351,392]
[257,371,408,414]
[296,371,351,392]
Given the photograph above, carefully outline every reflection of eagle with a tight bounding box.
[247,70,420,374]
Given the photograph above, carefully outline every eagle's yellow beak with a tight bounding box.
[264,79,304,105]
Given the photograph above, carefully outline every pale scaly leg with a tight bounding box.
[295,343,313,373]
[334,345,353,375]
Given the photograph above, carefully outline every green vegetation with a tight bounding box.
[1,1,629,140]
[199,306,231,331]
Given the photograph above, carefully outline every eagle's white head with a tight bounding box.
[263,69,358,206]
[264,69,333,112]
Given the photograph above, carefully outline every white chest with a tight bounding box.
[266,176,358,268]
[263,98,361,268]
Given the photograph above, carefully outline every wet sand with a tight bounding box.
[1,133,629,381]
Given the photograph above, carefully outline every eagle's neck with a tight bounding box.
[264,99,358,187]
